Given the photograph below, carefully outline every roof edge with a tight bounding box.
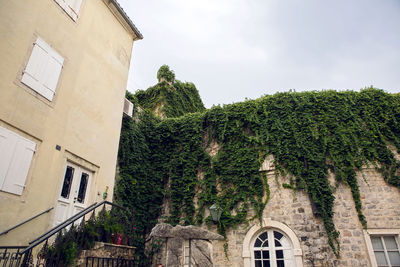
[103,0,143,40]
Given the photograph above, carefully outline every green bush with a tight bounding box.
[157,65,175,83]
[116,87,400,258]
[40,209,127,266]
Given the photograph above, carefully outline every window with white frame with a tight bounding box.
[370,235,400,267]
[252,229,295,267]
[0,126,36,195]
[242,219,303,267]
[54,0,83,21]
[21,37,64,101]
[365,230,400,267]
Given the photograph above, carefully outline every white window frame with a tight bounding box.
[183,239,191,267]
[252,229,294,266]
[242,218,303,267]
[364,229,400,267]
[0,126,36,196]
[54,0,83,21]
[21,37,64,102]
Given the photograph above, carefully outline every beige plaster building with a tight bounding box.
[0,0,142,245]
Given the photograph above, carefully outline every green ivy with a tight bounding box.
[116,86,400,261]
[157,65,175,83]
[135,83,205,118]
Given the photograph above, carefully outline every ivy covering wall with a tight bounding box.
[134,67,205,118]
[115,69,400,264]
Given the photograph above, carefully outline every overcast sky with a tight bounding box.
[118,0,400,108]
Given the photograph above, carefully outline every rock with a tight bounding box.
[191,240,213,267]
[149,223,224,240]
[149,223,223,266]
[149,223,174,238]
[166,237,183,267]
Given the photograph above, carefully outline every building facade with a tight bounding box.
[0,0,142,245]
[150,156,400,266]
[125,82,400,267]
[209,159,400,267]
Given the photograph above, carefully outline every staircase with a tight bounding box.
[0,201,136,267]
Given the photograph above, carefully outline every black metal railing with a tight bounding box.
[86,257,135,267]
[2,201,129,267]
[0,246,27,267]
[0,207,53,237]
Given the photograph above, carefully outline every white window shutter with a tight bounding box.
[0,128,17,189]
[21,37,63,101]
[71,0,83,18]
[0,126,36,195]
[1,136,36,195]
[43,51,64,98]
[63,0,81,21]
[55,0,68,10]
[21,40,49,96]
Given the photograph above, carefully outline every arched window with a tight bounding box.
[253,229,294,267]
[242,218,303,267]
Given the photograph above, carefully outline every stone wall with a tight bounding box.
[209,166,400,267]
[76,242,136,267]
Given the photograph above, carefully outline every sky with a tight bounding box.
[118,0,400,108]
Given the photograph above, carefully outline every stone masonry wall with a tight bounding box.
[210,166,400,267]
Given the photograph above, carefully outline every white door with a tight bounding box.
[54,162,92,226]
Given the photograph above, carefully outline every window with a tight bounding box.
[365,230,400,267]
[371,236,400,267]
[77,172,89,203]
[21,37,64,101]
[60,166,74,199]
[253,230,295,267]
[0,126,36,195]
[54,0,83,21]
[242,218,303,267]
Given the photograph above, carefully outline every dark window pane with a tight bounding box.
[255,260,262,267]
[259,232,268,241]
[254,251,261,259]
[255,238,262,247]
[372,237,384,250]
[61,166,74,198]
[262,240,269,247]
[277,260,285,267]
[276,250,284,259]
[77,172,88,203]
[262,251,270,259]
[263,260,270,267]
[274,231,283,240]
[374,251,388,265]
[384,236,398,250]
[275,239,282,247]
[388,251,400,265]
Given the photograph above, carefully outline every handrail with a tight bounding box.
[27,202,97,245]
[20,201,126,255]
[0,207,54,237]
[0,246,28,249]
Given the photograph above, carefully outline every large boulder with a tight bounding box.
[149,223,224,267]
[149,223,224,240]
